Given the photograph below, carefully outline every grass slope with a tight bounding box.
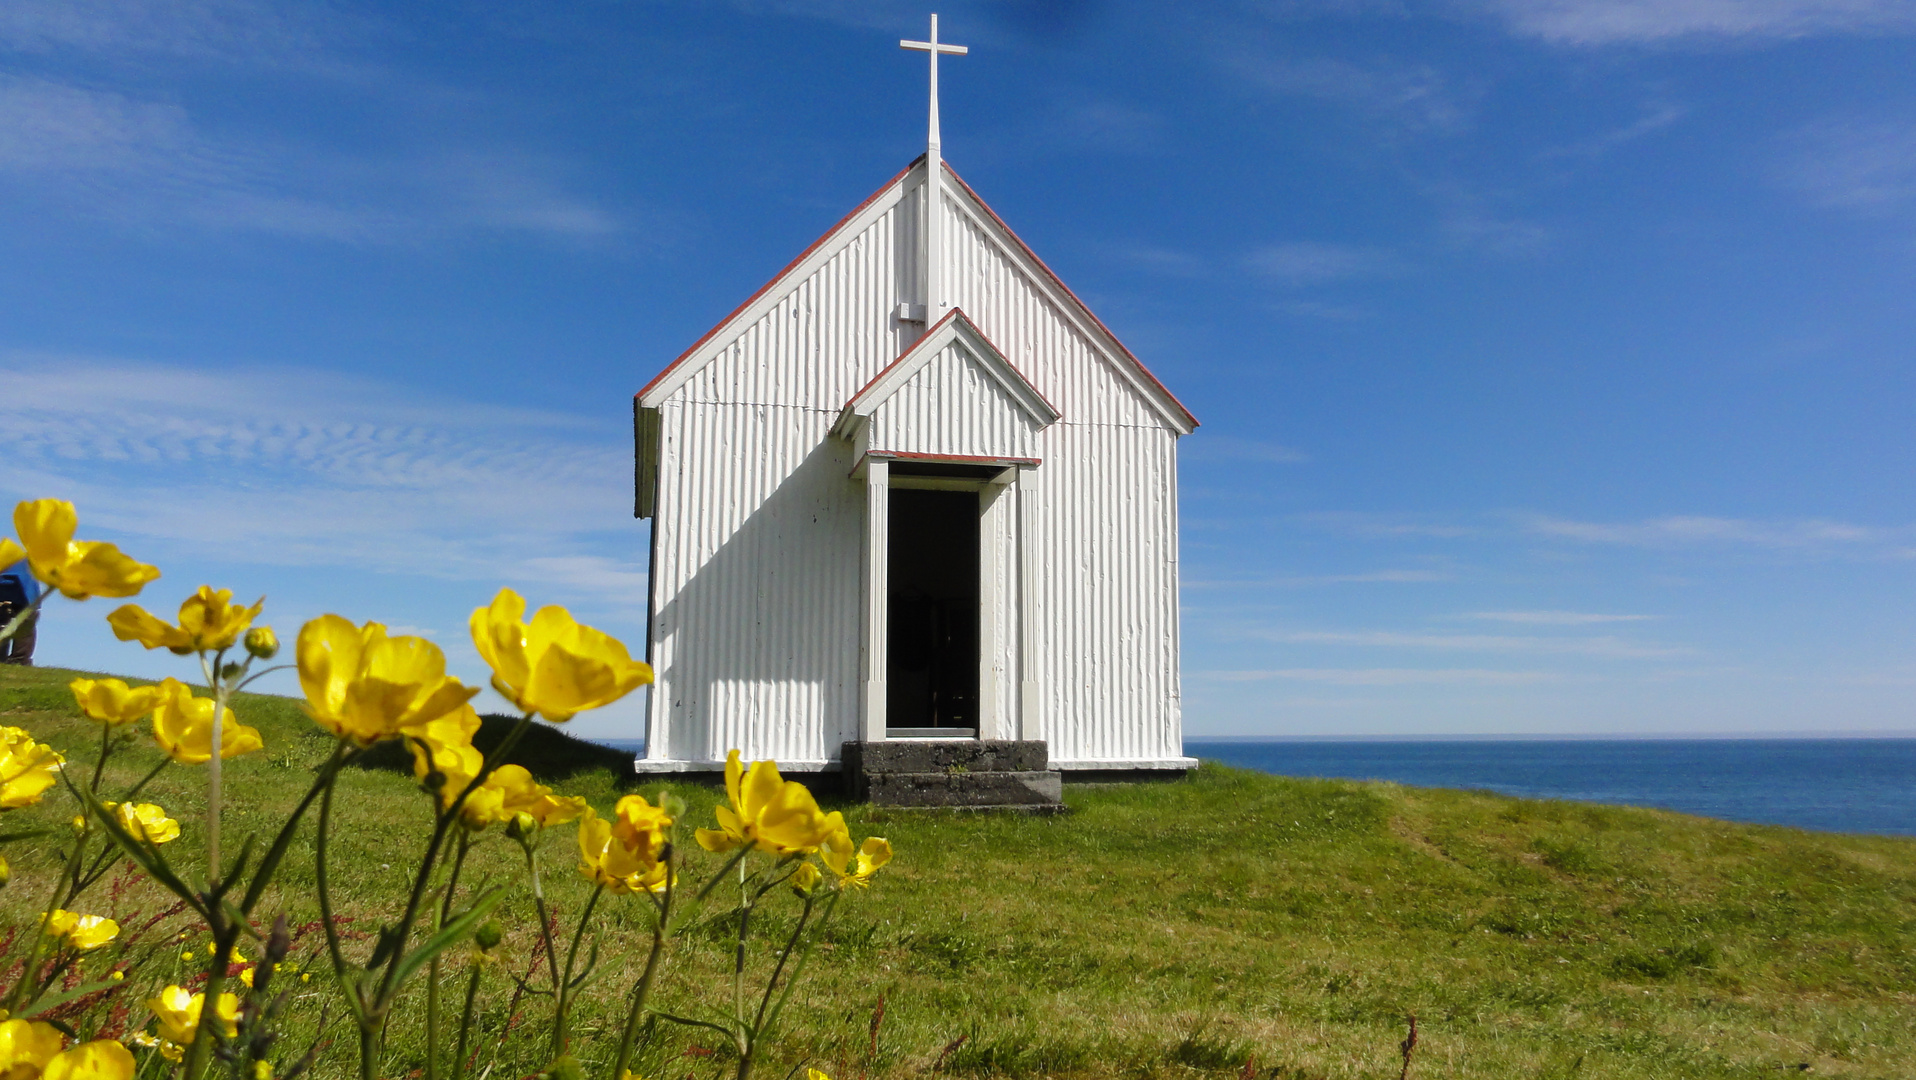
[3,663,1913,1079]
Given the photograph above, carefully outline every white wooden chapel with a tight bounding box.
[631,17,1199,776]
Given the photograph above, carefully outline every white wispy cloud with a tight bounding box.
[0,75,618,241]
[1473,0,1916,45]
[1461,610,1659,624]
[1185,569,1451,587]
[1296,511,1483,539]
[0,356,648,603]
[1195,668,1564,685]
[1260,629,1691,658]
[1780,115,1916,212]
[1183,435,1310,464]
[1541,103,1690,159]
[1217,50,1475,133]
[1527,513,1906,549]
[0,0,333,60]
[1246,241,1407,285]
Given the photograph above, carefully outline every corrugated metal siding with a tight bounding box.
[647,400,864,763]
[1019,422,1183,761]
[940,186,1165,430]
[678,178,925,410]
[648,162,1184,767]
[866,340,1041,460]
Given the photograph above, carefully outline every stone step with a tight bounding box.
[842,739,1048,776]
[863,769,1062,808]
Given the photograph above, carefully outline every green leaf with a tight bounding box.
[17,975,127,1019]
[383,886,508,1003]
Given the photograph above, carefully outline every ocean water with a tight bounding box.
[1187,739,1916,837]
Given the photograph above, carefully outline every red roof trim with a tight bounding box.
[842,307,962,411]
[940,163,1199,430]
[866,451,1042,466]
[839,308,1060,420]
[636,155,926,401]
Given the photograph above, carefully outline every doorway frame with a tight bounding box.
[855,451,1035,744]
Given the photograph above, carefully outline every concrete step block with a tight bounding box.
[841,739,1049,778]
[864,769,1063,808]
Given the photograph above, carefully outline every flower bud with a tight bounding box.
[245,626,279,660]
[474,920,504,952]
[505,811,539,841]
[540,1055,583,1080]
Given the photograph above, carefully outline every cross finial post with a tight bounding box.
[901,14,967,157]
[900,15,967,320]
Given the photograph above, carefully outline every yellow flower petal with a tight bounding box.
[0,728,64,810]
[151,681,263,764]
[106,604,192,652]
[69,679,166,726]
[470,589,650,722]
[298,616,477,745]
[110,802,180,845]
[0,538,24,572]
[42,1039,137,1080]
[14,500,159,601]
[0,1018,67,1076]
[145,987,237,1046]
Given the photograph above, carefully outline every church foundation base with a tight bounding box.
[842,739,1063,808]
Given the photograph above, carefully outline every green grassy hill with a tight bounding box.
[3,663,1913,1079]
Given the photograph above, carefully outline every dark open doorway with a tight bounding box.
[886,488,979,735]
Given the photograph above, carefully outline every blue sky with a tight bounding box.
[3,0,1915,739]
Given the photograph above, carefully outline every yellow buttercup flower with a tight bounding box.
[821,834,893,889]
[0,852,10,887]
[150,680,263,764]
[127,1032,181,1063]
[108,586,262,655]
[406,706,484,806]
[10,500,159,601]
[40,1040,134,1080]
[455,764,588,832]
[576,799,672,895]
[107,802,180,845]
[0,1017,65,1076]
[0,538,22,572]
[146,986,238,1046]
[243,626,278,660]
[789,861,821,894]
[68,679,165,726]
[694,751,838,856]
[469,589,652,722]
[806,1070,833,1080]
[41,910,118,952]
[0,728,63,810]
[297,616,479,746]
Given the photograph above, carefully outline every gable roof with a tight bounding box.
[636,158,1198,435]
[830,309,1059,439]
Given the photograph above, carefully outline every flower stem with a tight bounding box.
[2,830,85,1013]
[89,721,109,793]
[610,860,674,1080]
[202,646,229,890]
[181,925,236,1080]
[428,832,474,1080]
[552,882,605,1057]
[452,956,484,1080]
